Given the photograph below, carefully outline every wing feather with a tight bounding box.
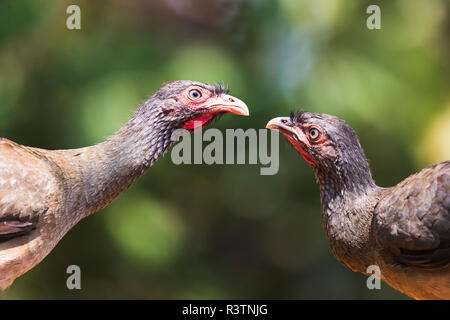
[0,138,51,241]
[373,161,450,269]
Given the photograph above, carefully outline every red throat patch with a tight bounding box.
[183,114,215,131]
[284,135,316,166]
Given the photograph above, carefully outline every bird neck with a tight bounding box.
[313,154,380,271]
[72,101,177,216]
[314,157,377,208]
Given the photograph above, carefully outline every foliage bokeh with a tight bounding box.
[0,0,449,299]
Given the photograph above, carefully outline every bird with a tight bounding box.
[266,111,449,300]
[0,80,249,290]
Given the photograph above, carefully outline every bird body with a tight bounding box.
[0,80,249,289]
[372,161,450,299]
[267,112,449,299]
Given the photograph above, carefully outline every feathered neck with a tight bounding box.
[313,143,380,272]
[66,99,179,216]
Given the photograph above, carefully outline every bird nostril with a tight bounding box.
[281,119,287,124]
[228,97,235,102]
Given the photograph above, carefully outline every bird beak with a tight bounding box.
[266,117,298,136]
[207,94,250,116]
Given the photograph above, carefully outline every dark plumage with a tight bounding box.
[0,80,249,289]
[267,111,450,299]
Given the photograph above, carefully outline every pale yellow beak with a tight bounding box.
[208,94,249,116]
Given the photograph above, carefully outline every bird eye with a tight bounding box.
[188,89,202,100]
[309,128,320,141]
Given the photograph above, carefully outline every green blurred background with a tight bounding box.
[0,0,449,299]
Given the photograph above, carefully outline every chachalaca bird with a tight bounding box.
[0,80,249,289]
[266,111,449,300]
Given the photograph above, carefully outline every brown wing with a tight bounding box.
[373,161,450,269]
[0,221,35,240]
[0,138,51,241]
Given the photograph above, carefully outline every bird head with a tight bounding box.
[152,80,249,132]
[267,111,342,166]
[266,110,372,179]
[266,110,376,196]
[115,80,249,168]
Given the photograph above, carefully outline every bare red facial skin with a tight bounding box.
[179,86,214,131]
[183,113,215,131]
[266,118,323,167]
[282,132,316,166]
